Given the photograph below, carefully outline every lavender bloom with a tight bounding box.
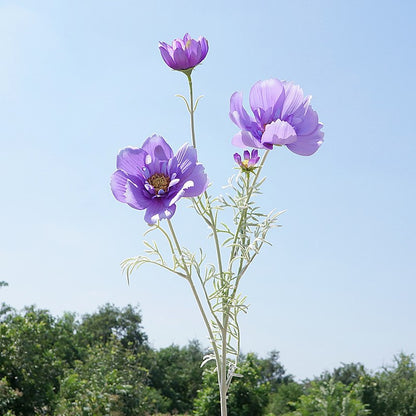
[159,33,208,71]
[229,78,324,156]
[234,149,260,172]
[111,135,208,225]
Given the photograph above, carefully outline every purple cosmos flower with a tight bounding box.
[229,78,324,156]
[159,33,209,71]
[234,149,260,172]
[111,135,208,225]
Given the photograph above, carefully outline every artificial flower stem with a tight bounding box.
[155,223,176,264]
[184,72,224,278]
[229,150,270,265]
[185,73,228,416]
[237,171,252,273]
[167,218,188,273]
[186,73,197,149]
[220,325,228,416]
[220,150,272,402]
[201,194,227,413]
[204,193,225,281]
[185,70,226,335]
[166,219,222,379]
[193,195,228,416]
[247,150,270,203]
[225,150,270,325]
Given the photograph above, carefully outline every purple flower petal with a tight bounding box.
[111,170,150,210]
[173,38,185,49]
[169,164,208,205]
[186,39,200,66]
[199,37,209,60]
[159,34,208,71]
[281,82,306,120]
[261,120,297,146]
[292,106,319,136]
[111,135,207,224]
[230,77,323,156]
[144,201,177,225]
[174,143,197,178]
[234,149,261,171]
[159,45,175,68]
[141,135,174,172]
[111,170,129,203]
[229,91,255,132]
[249,79,285,125]
[116,147,147,177]
[172,47,188,70]
[180,164,208,197]
[249,149,260,166]
[286,124,324,156]
[234,153,242,166]
[232,131,268,149]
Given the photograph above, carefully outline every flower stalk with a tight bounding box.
[186,73,197,149]
[167,218,224,401]
[184,73,230,416]
[113,32,323,416]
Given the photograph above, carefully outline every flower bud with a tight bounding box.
[159,33,208,72]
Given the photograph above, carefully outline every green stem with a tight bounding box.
[205,193,224,279]
[219,149,271,399]
[155,223,177,265]
[201,194,227,413]
[167,219,185,267]
[228,149,270,265]
[184,73,228,416]
[185,72,225,321]
[166,219,221,375]
[199,193,227,416]
[237,171,251,273]
[184,73,224,278]
[186,73,197,149]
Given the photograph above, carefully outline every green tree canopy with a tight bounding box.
[149,340,205,414]
[77,303,148,351]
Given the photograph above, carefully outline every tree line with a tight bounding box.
[1,281,415,415]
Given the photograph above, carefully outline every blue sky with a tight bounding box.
[1,0,415,379]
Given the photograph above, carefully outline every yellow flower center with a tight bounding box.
[148,173,170,193]
[242,160,249,168]
[185,39,191,49]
